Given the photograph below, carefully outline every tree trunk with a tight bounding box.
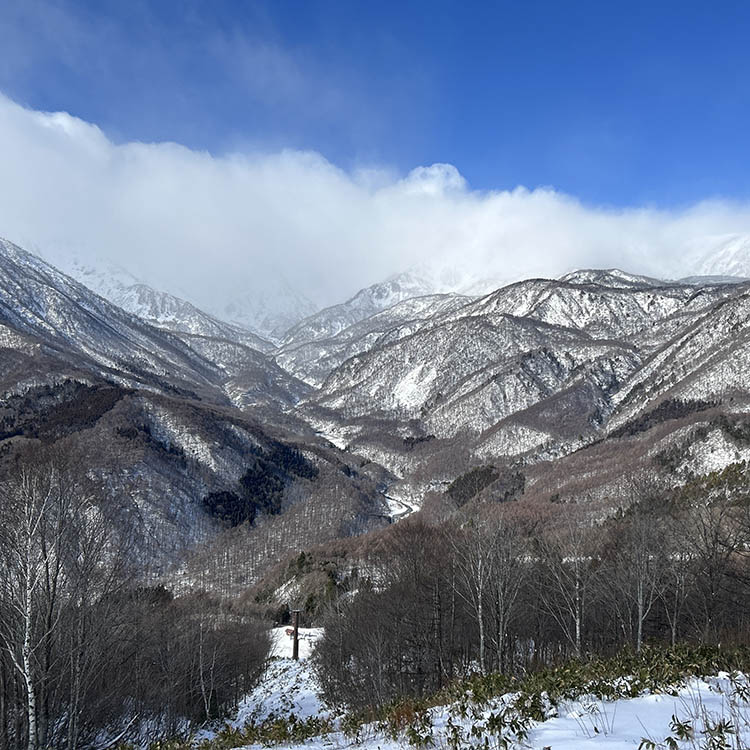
[636,578,644,654]
[23,575,38,750]
[478,596,486,674]
[574,571,582,659]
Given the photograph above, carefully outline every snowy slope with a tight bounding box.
[0,237,224,394]
[692,234,750,279]
[176,332,311,408]
[280,271,444,347]
[460,274,731,339]
[0,237,315,411]
[560,267,669,288]
[44,248,309,342]
[609,288,750,429]
[285,270,749,497]
[311,270,735,439]
[111,284,273,351]
[317,313,636,432]
[52,254,144,301]
[276,293,473,386]
[46,252,274,351]
[231,628,327,727]
[218,633,750,750]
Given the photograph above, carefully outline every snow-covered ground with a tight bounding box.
[524,674,750,749]
[269,626,324,662]
[207,629,750,750]
[231,627,327,728]
[383,487,421,521]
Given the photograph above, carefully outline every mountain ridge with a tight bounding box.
[3,234,750,581]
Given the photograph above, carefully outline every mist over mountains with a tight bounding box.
[33,225,750,340]
[3,93,750,338]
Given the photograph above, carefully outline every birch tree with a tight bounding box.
[607,511,668,652]
[0,461,64,750]
[0,451,129,750]
[487,512,526,673]
[452,520,495,674]
[537,520,600,658]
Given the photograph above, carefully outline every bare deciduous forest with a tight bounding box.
[0,449,270,749]
[3,440,747,749]
[315,478,750,711]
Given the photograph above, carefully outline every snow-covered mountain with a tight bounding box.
[42,248,506,344]
[608,287,750,426]
[277,293,473,386]
[4,232,750,576]
[279,268,514,351]
[45,252,275,349]
[43,249,316,341]
[111,283,273,351]
[0,237,225,395]
[313,293,642,441]
[279,268,749,500]
[0,237,321,411]
[310,272,735,433]
[55,255,145,300]
[559,268,668,288]
[690,234,750,279]
[280,271,446,347]
[214,275,319,341]
[0,237,389,569]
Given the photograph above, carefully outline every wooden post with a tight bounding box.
[292,609,301,661]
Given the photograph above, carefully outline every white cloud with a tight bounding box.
[1,92,750,319]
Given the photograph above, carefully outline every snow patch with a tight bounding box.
[682,428,750,476]
[216,662,750,750]
[393,364,437,409]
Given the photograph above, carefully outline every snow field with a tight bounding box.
[525,673,750,749]
[216,629,750,750]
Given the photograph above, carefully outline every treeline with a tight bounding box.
[315,468,750,711]
[0,450,270,750]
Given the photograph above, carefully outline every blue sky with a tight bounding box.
[3,0,750,207]
[2,0,750,310]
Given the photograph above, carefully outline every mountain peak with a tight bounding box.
[560,268,667,288]
[692,233,750,279]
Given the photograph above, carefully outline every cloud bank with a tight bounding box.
[1,92,750,316]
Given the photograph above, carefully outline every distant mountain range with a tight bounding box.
[2,233,750,587]
[46,251,317,342]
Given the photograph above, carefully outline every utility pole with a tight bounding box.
[291,609,301,660]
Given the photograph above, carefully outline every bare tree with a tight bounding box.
[486,510,527,673]
[659,515,693,647]
[684,498,744,643]
[451,520,494,674]
[0,459,64,750]
[537,519,600,659]
[0,448,133,750]
[605,510,668,652]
